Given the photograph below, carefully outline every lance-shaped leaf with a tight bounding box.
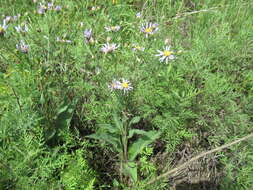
[128,116,141,127]
[123,162,137,182]
[128,129,149,139]
[128,131,160,161]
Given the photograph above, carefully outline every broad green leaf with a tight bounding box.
[128,129,148,139]
[113,114,123,131]
[128,131,160,161]
[128,116,141,127]
[87,133,122,153]
[98,124,120,134]
[123,162,137,182]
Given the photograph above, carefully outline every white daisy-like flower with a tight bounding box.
[120,78,133,93]
[16,40,29,53]
[0,20,8,35]
[37,3,47,14]
[101,43,119,54]
[132,44,145,51]
[136,12,142,18]
[105,25,121,32]
[108,79,122,91]
[155,46,175,63]
[84,29,94,44]
[54,5,62,11]
[140,22,159,38]
[47,2,54,10]
[56,37,72,43]
[15,24,28,33]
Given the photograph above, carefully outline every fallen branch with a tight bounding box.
[145,133,253,186]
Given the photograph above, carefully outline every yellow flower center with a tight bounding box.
[163,50,172,57]
[122,82,129,88]
[145,28,152,33]
[0,26,4,33]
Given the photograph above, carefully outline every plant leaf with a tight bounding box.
[128,131,160,161]
[128,129,148,139]
[128,116,141,127]
[123,162,137,182]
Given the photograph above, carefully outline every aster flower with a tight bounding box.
[140,22,159,38]
[136,12,142,18]
[38,3,47,14]
[54,5,62,11]
[108,79,122,91]
[0,20,8,35]
[4,16,12,23]
[155,46,175,63]
[119,78,133,93]
[47,2,54,10]
[56,37,72,43]
[16,40,29,53]
[101,43,119,54]
[15,24,28,33]
[132,44,145,51]
[105,25,121,32]
[83,29,94,44]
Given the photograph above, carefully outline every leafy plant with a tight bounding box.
[88,113,160,185]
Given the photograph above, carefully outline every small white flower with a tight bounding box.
[101,43,119,54]
[120,78,133,93]
[15,24,28,33]
[136,12,142,18]
[0,20,8,35]
[4,16,12,23]
[16,40,29,53]
[132,44,145,51]
[140,22,159,38]
[105,25,121,32]
[54,5,62,11]
[108,79,122,91]
[155,46,175,63]
[47,2,54,10]
[83,29,94,44]
[38,3,47,14]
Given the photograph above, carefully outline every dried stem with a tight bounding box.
[145,133,253,186]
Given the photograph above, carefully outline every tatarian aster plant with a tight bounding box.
[119,78,133,94]
[0,20,8,35]
[140,22,159,38]
[108,79,122,91]
[101,43,119,54]
[105,25,121,32]
[155,46,175,63]
[16,40,29,53]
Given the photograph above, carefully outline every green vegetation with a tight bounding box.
[1,0,253,189]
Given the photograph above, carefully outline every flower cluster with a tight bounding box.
[108,79,133,93]
[37,2,61,14]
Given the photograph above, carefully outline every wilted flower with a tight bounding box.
[120,78,133,93]
[16,40,29,53]
[15,24,28,33]
[0,20,8,35]
[101,43,119,54]
[155,46,175,63]
[108,79,122,91]
[83,29,94,43]
[105,25,121,32]
[140,22,159,38]
[132,44,145,51]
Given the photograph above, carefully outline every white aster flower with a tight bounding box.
[38,3,47,14]
[16,40,29,53]
[101,43,119,54]
[155,46,175,63]
[108,79,122,91]
[47,2,54,10]
[140,22,159,38]
[15,24,28,33]
[83,29,94,43]
[54,5,62,11]
[119,78,133,93]
[132,44,145,51]
[0,20,8,35]
[105,25,121,32]
[136,12,142,18]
